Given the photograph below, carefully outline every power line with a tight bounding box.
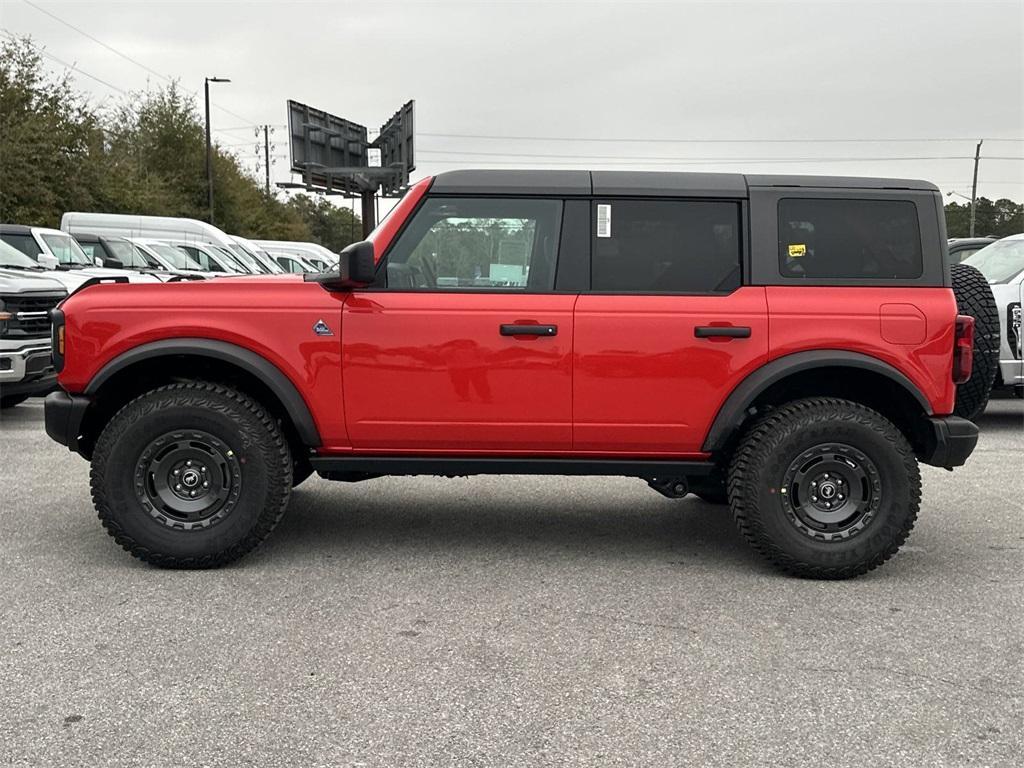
[419,147,1024,162]
[421,131,1024,144]
[19,0,262,127]
[1,28,128,95]
[419,154,1024,166]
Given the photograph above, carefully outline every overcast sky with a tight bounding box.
[2,0,1022,213]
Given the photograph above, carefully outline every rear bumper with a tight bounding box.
[919,416,979,468]
[44,390,91,453]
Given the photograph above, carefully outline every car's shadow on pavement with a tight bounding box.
[260,480,759,571]
[974,398,1024,435]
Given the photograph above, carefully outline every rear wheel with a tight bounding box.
[90,382,292,568]
[951,263,999,420]
[728,398,920,579]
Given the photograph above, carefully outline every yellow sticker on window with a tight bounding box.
[788,244,807,258]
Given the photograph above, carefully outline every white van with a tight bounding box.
[60,213,273,274]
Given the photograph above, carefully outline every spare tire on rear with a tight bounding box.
[951,262,999,421]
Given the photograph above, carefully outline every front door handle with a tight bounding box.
[500,324,558,337]
[694,326,751,339]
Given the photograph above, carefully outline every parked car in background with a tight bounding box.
[964,233,1024,397]
[73,233,201,281]
[272,251,319,273]
[156,239,249,275]
[0,262,65,408]
[0,225,160,284]
[128,238,222,278]
[228,235,285,274]
[253,239,337,271]
[948,237,997,264]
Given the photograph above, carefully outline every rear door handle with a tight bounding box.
[694,326,751,339]
[500,324,558,337]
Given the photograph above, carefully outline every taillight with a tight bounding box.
[952,314,974,384]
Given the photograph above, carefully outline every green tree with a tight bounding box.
[0,37,100,225]
[945,197,1023,238]
[284,194,362,252]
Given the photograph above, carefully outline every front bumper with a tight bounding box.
[0,343,57,398]
[919,416,979,469]
[44,390,91,454]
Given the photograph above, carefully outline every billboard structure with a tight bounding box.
[282,100,415,236]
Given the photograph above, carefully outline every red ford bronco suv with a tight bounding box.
[44,170,984,579]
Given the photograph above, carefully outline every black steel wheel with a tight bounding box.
[90,382,292,568]
[134,430,242,530]
[728,398,920,579]
[781,443,880,541]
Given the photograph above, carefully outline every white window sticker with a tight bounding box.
[596,204,611,238]
[367,148,382,167]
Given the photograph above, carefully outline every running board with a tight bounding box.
[310,456,714,479]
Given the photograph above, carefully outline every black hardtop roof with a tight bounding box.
[0,224,34,234]
[429,170,940,196]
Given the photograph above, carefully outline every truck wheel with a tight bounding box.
[728,398,920,579]
[0,394,30,409]
[951,263,999,420]
[90,382,293,568]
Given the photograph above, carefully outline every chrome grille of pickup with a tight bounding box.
[0,292,65,339]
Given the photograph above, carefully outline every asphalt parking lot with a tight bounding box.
[1,399,1022,767]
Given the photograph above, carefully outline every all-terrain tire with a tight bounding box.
[951,262,999,420]
[90,382,292,568]
[728,398,920,579]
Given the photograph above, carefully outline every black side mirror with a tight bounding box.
[306,241,375,291]
[102,257,124,269]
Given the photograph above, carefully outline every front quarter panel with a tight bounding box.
[58,278,349,446]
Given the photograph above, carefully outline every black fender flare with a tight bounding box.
[85,338,322,447]
[701,350,933,453]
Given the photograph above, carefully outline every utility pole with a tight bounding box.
[970,138,983,237]
[263,125,271,195]
[204,76,231,225]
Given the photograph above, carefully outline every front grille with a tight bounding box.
[1,292,65,339]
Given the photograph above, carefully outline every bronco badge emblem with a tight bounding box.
[312,319,334,336]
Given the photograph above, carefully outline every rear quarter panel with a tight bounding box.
[767,287,957,414]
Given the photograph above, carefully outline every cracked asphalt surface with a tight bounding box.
[1,398,1022,767]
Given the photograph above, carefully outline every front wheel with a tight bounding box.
[728,398,920,579]
[90,382,293,568]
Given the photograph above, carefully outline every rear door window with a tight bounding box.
[590,200,741,293]
[779,198,923,279]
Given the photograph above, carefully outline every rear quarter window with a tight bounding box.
[779,198,923,280]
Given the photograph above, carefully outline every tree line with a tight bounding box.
[0,36,360,252]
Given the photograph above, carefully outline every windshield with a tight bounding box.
[0,239,43,268]
[40,232,93,266]
[227,244,267,273]
[149,244,203,271]
[964,238,1024,284]
[212,245,250,273]
[105,239,156,269]
[251,247,285,273]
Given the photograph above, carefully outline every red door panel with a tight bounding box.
[573,287,769,454]
[342,292,575,452]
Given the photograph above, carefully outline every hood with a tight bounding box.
[71,266,162,284]
[0,268,69,294]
